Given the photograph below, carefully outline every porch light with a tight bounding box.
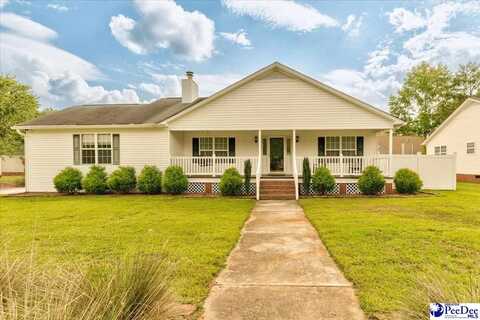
[296,136,299,143]
[254,136,258,143]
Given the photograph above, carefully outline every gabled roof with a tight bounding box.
[422,96,480,145]
[15,97,206,128]
[164,62,403,126]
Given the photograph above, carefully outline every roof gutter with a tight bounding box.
[12,123,167,130]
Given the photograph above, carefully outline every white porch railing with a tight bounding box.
[296,155,391,177]
[170,156,259,176]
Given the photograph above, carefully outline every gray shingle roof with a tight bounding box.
[19,97,206,126]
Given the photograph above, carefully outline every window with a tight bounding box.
[199,137,213,156]
[326,136,340,156]
[196,137,234,157]
[97,134,112,164]
[341,136,356,156]
[81,134,96,164]
[75,133,119,165]
[467,142,475,154]
[319,136,364,156]
[214,137,228,156]
[434,145,447,155]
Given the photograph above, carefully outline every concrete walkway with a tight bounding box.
[203,200,365,320]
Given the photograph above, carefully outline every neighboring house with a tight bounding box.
[377,134,424,155]
[15,62,455,198]
[423,97,480,183]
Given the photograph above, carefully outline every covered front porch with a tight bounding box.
[169,129,394,199]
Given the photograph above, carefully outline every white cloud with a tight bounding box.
[387,8,426,33]
[324,1,480,110]
[219,29,252,47]
[0,12,57,41]
[341,14,363,37]
[140,72,243,98]
[222,0,338,32]
[110,0,215,61]
[47,3,69,12]
[0,0,9,8]
[0,14,140,108]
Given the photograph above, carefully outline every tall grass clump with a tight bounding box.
[0,249,175,320]
[399,270,480,320]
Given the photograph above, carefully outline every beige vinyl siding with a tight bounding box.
[169,72,393,131]
[25,128,168,192]
[426,101,480,175]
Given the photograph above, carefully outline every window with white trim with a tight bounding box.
[467,142,475,154]
[199,137,213,156]
[214,137,228,156]
[326,136,340,156]
[434,145,447,155]
[341,136,356,156]
[81,134,96,164]
[75,133,118,165]
[97,134,112,164]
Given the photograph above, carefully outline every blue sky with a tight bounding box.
[1,0,480,111]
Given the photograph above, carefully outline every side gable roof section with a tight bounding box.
[422,97,480,145]
[163,61,404,127]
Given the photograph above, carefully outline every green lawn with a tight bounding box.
[0,195,254,305]
[301,183,480,318]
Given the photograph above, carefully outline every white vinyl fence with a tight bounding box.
[390,154,456,190]
[0,156,24,175]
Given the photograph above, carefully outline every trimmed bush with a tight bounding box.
[358,166,385,195]
[394,168,423,194]
[82,166,108,194]
[302,158,311,194]
[220,168,243,196]
[138,166,162,194]
[311,167,335,195]
[53,167,82,194]
[163,165,188,194]
[244,159,252,192]
[107,166,136,193]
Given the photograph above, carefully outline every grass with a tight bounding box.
[0,195,254,305]
[300,183,480,318]
[0,175,24,187]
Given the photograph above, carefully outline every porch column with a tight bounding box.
[388,128,393,176]
[256,129,262,200]
[292,129,299,200]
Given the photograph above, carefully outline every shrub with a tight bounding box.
[138,166,162,194]
[163,165,188,194]
[82,166,108,194]
[358,166,385,195]
[53,167,82,194]
[394,168,423,194]
[302,158,311,194]
[107,166,137,193]
[220,168,243,196]
[311,167,335,195]
[244,159,252,192]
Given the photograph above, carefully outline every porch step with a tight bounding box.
[260,179,296,200]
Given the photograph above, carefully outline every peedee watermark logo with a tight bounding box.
[430,303,480,319]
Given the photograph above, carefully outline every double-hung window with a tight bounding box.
[325,137,340,156]
[434,145,447,155]
[467,142,475,154]
[214,137,228,156]
[73,133,119,165]
[341,136,356,156]
[319,136,364,156]
[199,137,213,156]
[195,137,235,157]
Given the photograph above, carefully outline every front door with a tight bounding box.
[269,137,284,172]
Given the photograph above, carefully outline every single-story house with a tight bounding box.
[16,62,455,198]
[423,97,480,183]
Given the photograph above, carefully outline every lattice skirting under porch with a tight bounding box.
[187,182,256,196]
[299,182,390,196]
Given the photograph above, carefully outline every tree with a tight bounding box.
[389,62,480,137]
[0,76,39,155]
